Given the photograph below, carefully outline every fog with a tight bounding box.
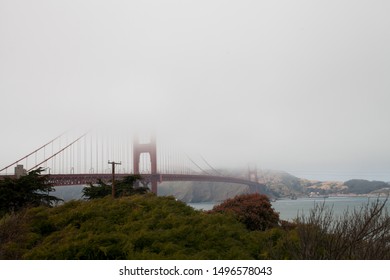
[1,1,389,181]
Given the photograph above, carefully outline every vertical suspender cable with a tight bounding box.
[66,134,68,173]
[84,136,87,173]
[101,135,104,173]
[59,136,62,173]
[126,136,130,173]
[106,135,109,173]
[168,144,171,173]
[90,134,93,173]
[43,146,46,169]
[72,140,75,172]
[96,133,99,174]
[121,140,124,173]
[52,141,54,173]
[130,137,132,173]
[77,139,80,173]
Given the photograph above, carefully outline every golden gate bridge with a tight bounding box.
[0,131,268,195]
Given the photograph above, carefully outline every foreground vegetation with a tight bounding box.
[0,168,61,216]
[0,170,389,259]
[0,193,389,259]
[0,195,261,259]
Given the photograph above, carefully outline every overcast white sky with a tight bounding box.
[1,0,389,181]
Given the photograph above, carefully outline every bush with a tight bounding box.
[209,193,280,231]
[284,197,390,259]
[0,195,258,259]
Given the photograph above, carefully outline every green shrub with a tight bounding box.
[0,194,258,259]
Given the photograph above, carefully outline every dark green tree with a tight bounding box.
[0,167,62,216]
[82,175,149,199]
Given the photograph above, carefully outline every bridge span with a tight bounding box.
[1,131,269,196]
[44,173,264,188]
[0,172,271,197]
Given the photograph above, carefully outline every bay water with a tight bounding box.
[188,196,390,221]
[53,186,389,221]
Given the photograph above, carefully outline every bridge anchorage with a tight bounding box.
[0,132,269,196]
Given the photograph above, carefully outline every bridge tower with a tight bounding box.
[133,135,158,194]
[248,165,259,183]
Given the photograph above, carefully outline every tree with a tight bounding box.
[0,168,62,216]
[82,175,149,199]
[209,193,280,231]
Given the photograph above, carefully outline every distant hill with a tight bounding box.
[343,179,390,194]
[246,170,389,197]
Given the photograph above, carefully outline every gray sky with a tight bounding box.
[1,0,389,181]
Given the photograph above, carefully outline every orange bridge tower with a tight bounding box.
[133,135,158,194]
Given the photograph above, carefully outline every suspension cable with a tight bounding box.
[0,132,66,172]
[200,154,222,176]
[28,133,87,172]
[186,155,210,175]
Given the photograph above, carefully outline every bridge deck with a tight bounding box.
[0,173,272,196]
[1,173,264,187]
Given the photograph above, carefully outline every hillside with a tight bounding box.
[343,179,390,194]
[1,193,389,260]
[0,194,270,260]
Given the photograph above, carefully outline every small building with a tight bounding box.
[15,164,27,178]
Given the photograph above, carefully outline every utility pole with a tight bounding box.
[108,161,121,198]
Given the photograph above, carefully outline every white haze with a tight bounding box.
[1,1,389,181]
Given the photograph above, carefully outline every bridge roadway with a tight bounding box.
[46,173,262,187]
[1,173,263,187]
[0,173,270,195]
